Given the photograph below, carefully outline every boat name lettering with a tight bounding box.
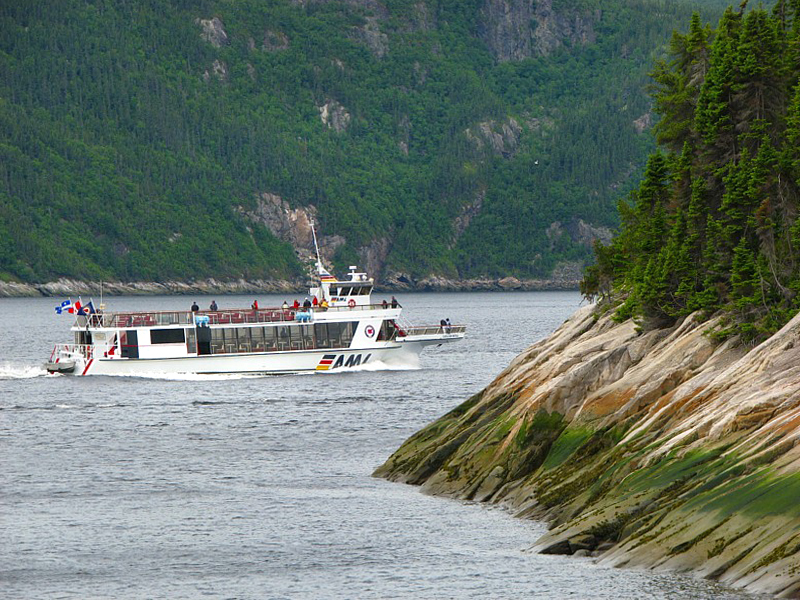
[316,353,372,371]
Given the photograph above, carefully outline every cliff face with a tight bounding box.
[375,305,800,597]
[478,0,597,62]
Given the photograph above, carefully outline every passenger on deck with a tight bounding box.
[312,296,319,307]
[210,300,218,311]
[303,297,312,309]
[252,300,259,310]
[293,299,300,309]
[320,299,329,310]
[282,300,289,309]
[382,299,388,309]
[191,301,199,312]
[391,296,400,308]
[446,318,452,332]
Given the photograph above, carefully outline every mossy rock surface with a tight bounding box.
[375,302,800,596]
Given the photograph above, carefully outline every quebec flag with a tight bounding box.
[55,299,73,315]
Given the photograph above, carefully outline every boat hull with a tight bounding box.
[44,360,75,374]
[68,339,457,376]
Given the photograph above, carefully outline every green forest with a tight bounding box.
[582,1,800,340]
[0,0,731,283]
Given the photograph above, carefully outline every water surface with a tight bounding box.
[1,292,759,598]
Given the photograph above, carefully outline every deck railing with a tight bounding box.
[402,325,466,337]
[84,303,399,328]
[50,343,94,361]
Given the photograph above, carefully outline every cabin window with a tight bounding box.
[340,321,355,346]
[121,330,139,358]
[210,328,225,354]
[236,327,251,352]
[378,320,398,341]
[299,324,314,350]
[151,328,186,344]
[314,321,357,348]
[251,327,265,351]
[263,326,277,350]
[186,328,197,354]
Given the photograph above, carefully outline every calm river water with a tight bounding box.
[1,292,760,599]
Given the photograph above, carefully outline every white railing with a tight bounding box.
[402,325,466,337]
[84,303,397,328]
[50,343,93,361]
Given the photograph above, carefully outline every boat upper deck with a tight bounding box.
[78,304,399,329]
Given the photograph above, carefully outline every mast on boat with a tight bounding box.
[310,220,324,276]
[310,221,334,302]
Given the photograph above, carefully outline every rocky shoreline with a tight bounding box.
[0,276,580,298]
[375,303,800,597]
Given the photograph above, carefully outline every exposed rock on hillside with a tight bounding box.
[352,16,389,58]
[547,219,613,251]
[202,59,228,83]
[451,191,485,249]
[478,0,597,62]
[408,2,435,32]
[633,112,652,134]
[465,118,522,158]
[358,237,392,279]
[376,305,800,597]
[569,219,613,247]
[196,17,229,47]
[237,193,344,263]
[381,273,579,291]
[318,100,351,132]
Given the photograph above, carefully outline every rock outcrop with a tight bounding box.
[375,304,800,597]
[352,16,389,58]
[450,191,485,249]
[465,118,522,158]
[196,17,229,47]
[380,272,580,291]
[237,192,345,263]
[318,100,351,132]
[0,274,581,297]
[478,0,597,62]
[202,59,228,83]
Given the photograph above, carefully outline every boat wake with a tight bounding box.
[111,371,313,382]
[84,361,417,380]
[0,363,53,380]
[348,358,420,372]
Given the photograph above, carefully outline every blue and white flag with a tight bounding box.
[55,299,73,315]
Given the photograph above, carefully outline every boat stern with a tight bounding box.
[45,344,90,375]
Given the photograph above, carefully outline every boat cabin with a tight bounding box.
[310,265,374,308]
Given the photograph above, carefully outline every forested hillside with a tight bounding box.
[0,0,730,285]
[582,1,800,340]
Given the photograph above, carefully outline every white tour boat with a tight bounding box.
[45,261,465,377]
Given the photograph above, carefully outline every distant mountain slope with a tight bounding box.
[0,0,730,284]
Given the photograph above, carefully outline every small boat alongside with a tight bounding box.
[45,265,465,377]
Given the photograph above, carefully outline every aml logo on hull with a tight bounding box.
[316,353,372,371]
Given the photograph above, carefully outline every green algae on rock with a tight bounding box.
[374,304,800,597]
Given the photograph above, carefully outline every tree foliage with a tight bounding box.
[0,0,727,282]
[583,1,800,341]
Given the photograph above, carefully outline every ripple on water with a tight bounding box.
[0,293,763,600]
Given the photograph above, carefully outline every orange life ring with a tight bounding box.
[348,299,356,309]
